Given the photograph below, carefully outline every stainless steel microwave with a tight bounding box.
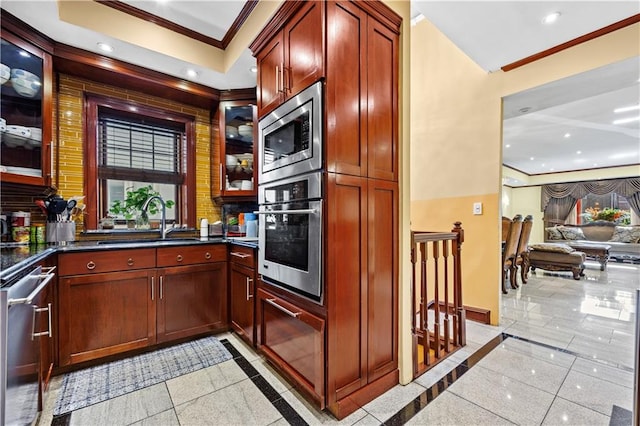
[258,80,323,184]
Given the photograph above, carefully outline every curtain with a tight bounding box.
[541,177,640,218]
[543,196,578,226]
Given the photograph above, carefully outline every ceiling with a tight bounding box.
[2,1,639,181]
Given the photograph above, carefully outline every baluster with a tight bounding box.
[443,239,451,353]
[420,242,430,366]
[432,240,441,359]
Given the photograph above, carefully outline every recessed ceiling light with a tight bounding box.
[185,69,198,78]
[542,12,561,25]
[613,116,640,125]
[505,144,511,148]
[541,163,545,167]
[576,151,582,154]
[530,157,534,161]
[519,107,532,114]
[593,163,598,167]
[564,133,571,138]
[614,104,640,113]
[249,66,258,73]
[97,42,114,52]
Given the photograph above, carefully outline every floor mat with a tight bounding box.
[53,336,232,415]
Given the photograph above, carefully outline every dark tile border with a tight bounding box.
[384,332,636,425]
[220,339,308,426]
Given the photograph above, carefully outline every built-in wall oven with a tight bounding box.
[258,80,323,184]
[257,171,323,302]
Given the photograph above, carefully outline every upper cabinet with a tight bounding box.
[0,32,53,188]
[214,98,257,202]
[252,1,324,118]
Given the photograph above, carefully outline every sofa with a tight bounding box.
[545,221,640,261]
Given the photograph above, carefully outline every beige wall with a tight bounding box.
[411,17,639,334]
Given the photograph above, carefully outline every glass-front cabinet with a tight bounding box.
[0,32,52,187]
[217,100,257,199]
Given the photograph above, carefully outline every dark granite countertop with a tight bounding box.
[0,236,254,287]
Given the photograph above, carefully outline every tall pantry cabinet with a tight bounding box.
[251,0,400,420]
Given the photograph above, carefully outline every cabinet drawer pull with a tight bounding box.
[127,258,134,266]
[246,277,253,300]
[265,298,300,318]
[205,252,212,260]
[176,255,183,262]
[230,252,251,259]
[87,261,96,270]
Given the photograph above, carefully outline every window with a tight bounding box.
[85,95,196,229]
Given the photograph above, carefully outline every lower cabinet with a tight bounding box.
[229,244,256,346]
[57,245,227,367]
[256,286,325,408]
[58,269,156,366]
[157,263,227,343]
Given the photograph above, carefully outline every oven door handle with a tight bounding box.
[253,209,316,215]
[8,267,57,306]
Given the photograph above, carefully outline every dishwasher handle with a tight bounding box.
[8,267,57,306]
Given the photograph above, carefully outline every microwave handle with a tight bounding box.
[254,209,316,215]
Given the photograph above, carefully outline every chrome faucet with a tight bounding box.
[142,195,169,239]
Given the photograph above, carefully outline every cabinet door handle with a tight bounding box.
[280,62,285,94]
[31,303,52,340]
[219,163,223,191]
[87,261,96,270]
[160,276,164,300]
[283,66,289,93]
[230,252,251,259]
[275,65,279,93]
[127,258,134,266]
[205,252,212,260]
[265,298,300,318]
[176,255,183,262]
[246,277,253,300]
[151,276,155,301]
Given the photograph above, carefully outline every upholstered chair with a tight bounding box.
[502,214,523,294]
[513,215,533,287]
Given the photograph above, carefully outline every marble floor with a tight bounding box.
[38,260,638,425]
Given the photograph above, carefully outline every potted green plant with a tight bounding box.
[109,185,174,228]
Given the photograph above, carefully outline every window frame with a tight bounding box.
[84,94,196,230]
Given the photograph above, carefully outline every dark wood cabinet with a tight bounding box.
[156,262,227,343]
[256,286,325,408]
[252,1,323,118]
[58,244,227,366]
[250,0,400,419]
[229,244,256,346]
[326,1,398,181]
[58,268,156,366]
[0,30,53,188]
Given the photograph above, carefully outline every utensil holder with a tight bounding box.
[46,222,76,243]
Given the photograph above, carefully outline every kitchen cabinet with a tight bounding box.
[0,30,53,188]
[250,0,400,419]
[217,101,257,199]
[325,174,398,417]
[325,1,398,181]
[58,244,227,366]
[229,244,256,346]
[256,286,325,408]
[252,1,323,118]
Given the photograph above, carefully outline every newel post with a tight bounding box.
[452,221,466,346]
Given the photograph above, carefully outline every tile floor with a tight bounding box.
[39,260,638,425]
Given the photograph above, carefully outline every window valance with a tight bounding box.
[541,177,640,212]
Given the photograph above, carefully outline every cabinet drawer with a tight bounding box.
[257,288,325,408]
[229,244,255,269]
[157,244,226,267]
[58,248,156,276]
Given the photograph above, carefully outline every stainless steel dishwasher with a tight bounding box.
[0,265,55,426]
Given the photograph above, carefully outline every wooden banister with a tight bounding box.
[411,222,466,378]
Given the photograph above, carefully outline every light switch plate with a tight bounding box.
[473,202,483,215]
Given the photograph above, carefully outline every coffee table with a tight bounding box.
[567,242,611,271]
